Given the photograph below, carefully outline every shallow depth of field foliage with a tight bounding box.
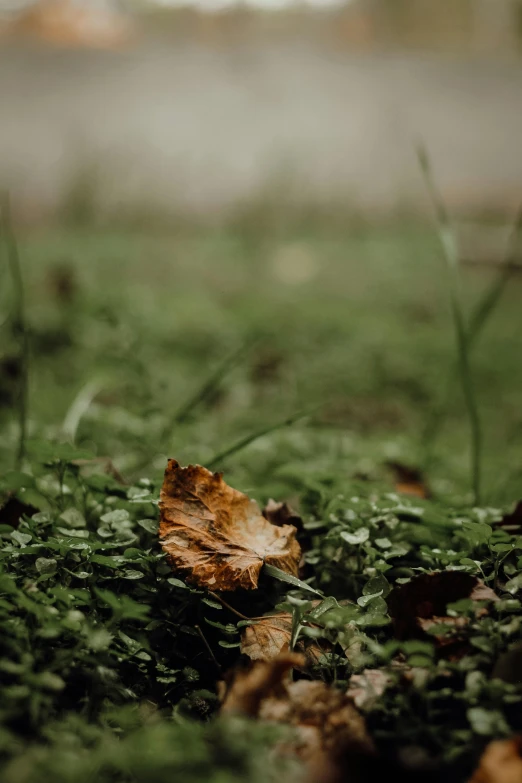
[1,219,522,782]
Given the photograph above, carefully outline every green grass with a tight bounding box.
[1,219,522,782]
[2,222,522,500]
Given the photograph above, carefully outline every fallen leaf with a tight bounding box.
[386,461,430,499]
[387,571,499,648]
[347,669,391,709]
[492,642,522,685]
[241,611,328,667]
[241,612,292,661]
[159,460,301,591]
[221,653,373,763]
[263,499,304,532]
[469,737,522,783]
[220,652,302,716]
[263,499,312,579]
[497,501,522,532]
[0,497,37,529]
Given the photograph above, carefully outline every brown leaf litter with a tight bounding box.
[387,571,499,655]
[497,501,522,533]
[159,460,301,591]
[262,499,304,532]
[469,737,522,783]
[241,610,327,669]
[220,653,373,765]
[386,460,430,499]
[347,668,392,709]
[0,497,38,529]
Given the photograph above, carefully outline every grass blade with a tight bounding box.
[207,407,317,471]
[418,145,482,504]
[466,206,522,348]
[1,193,29,469]
[167,337,261,431]
[422,206,522,462]
[263,564,323,596]
[62,379,104,442]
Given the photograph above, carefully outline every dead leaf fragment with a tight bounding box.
[221,652,302,716]
[347,669,391,709]
[469,737,522,783]
[386,461,430,499]
[241,612,292,661]
[221,653,373,763]
[159,460,301,591]
[263,499,304,531]
[0,497,37,529]
[387,572,499,651]
[241,610,328,668]
[498,501,522,532]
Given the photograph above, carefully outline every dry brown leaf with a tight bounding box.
[221,653,373,764]
[387,572,499,653]
[220,652,303,716]
[263,499,304,531]
[241,611,328,668]
[241,612,293,661]
[386,461,430,499]
[497,501,522,532]
[0,497,37,529]
[347,669,391,709]
[159,459,301,591]
[469,737,522,783]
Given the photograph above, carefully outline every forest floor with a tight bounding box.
[1,220,522,782]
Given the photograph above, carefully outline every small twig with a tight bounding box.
[195,624,222,673]
[1,193,29,469]
[207,591,280,622]
[208,591,250,620]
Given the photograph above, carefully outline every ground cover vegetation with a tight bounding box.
[1,206,522,782]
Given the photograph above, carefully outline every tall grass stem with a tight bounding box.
[418,146,482,504]
[1,193,29,469]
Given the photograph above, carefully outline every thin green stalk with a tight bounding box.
[418,145,482,504]
[422,206,522,461]
[1,193,29,469]
[207,407,316,471]
[167,337,261,431]
[466,206,522,345]
[62,379,103,442]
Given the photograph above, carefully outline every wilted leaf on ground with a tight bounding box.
[0,497,37,529]
[347,669,392,709]
[241,611,327,667]
[498,501,522,532]
[220,652,302,716]
[386,461,430,499]
[221,653,373,763]
[387,571,499,647]
[469,737,522,783]
[263,499,304,531]
[159,460,301,591]
[241,612,292,661]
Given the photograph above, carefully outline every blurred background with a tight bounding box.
[1,0,522,505]
[1,0,522,221]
